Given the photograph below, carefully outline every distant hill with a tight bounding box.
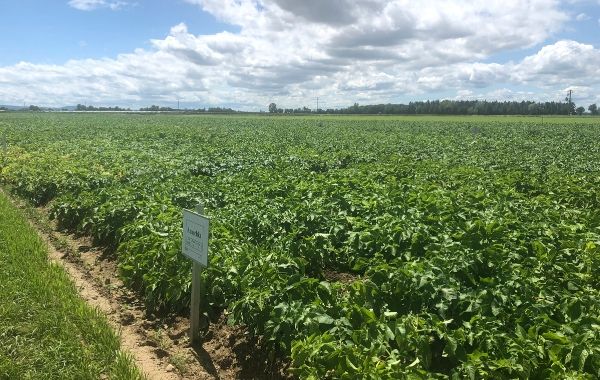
[0,105,25,110]
[0,105,78,111]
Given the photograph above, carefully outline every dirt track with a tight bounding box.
[4,189,287,379]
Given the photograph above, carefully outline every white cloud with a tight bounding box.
[2,0,600,109]
[0,49,210,106]
[575,13,590,21]
[68,0,129,11]
[511,40,600,86]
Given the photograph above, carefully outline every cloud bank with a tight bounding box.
[1,0,599,109]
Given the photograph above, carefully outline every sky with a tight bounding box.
[0,0,599,110]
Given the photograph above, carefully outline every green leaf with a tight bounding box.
[316,315,335,325]
[542,332,569,345]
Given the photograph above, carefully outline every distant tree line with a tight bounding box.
[269,103,312,114]
[3,100,598,115]
[194,107,238,113]
[269,100,599,116]
[138,105,176,112]
[77,104,130,111]
[138,105,238,113]
[335,100,578,116]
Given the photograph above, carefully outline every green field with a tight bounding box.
[0,190,142,379]
[1,113,600,378]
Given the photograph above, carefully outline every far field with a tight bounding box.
[1,113,599,379]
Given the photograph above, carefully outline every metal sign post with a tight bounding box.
[182,204,209,344]
[1,133,7,168]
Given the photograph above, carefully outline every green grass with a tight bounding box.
[0,191,143,380]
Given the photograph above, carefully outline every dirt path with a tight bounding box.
[3,189,287,380]
[47,243,180,380]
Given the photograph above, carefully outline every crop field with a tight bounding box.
[1,113,600,378]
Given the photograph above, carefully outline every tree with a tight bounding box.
[268,103,277,113]
[589,104,598,115]
[576,106,585,116]
[527,103,540,115]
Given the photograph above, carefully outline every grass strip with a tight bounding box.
[0,191,143,379]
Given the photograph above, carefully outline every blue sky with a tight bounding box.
[482,2,600,65]
[1,0,599,110]
[0,0,236,65]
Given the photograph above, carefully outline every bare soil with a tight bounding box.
[322,269,359,284]
[6,191,290,380]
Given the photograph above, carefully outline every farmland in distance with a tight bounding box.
[1,113,600,379]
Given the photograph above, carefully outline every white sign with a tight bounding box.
[182,209,209,267]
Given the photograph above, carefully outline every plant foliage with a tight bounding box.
[1,113,600,378]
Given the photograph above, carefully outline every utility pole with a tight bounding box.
[565,89,573,116]
[313,97,327,113]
